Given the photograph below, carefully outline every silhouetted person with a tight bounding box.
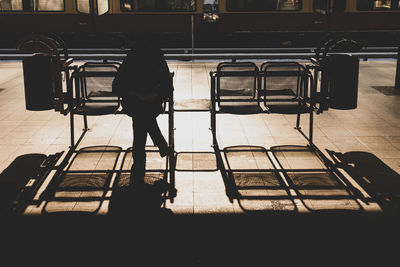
[113,40,174,188]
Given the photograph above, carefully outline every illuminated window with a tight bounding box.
[375,0,392,9]
[226,0,302,12]
[0,0,64,11]
[77,0,90,13]
[313,0,327,14]
[121,0,196,12]
[76,0,108,14]
[0,0,16,10]
[357,0,400,10]
[38,0,63,10]
[276,0,301,10]
[97,0,109,14]
[204,0,218,13]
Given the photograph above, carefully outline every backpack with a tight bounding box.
[112,50,173,99]
[112,48,173,117]
[112,57,131,97]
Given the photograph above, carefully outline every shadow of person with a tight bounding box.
[109,180,173,218]
[107,180,177,266]
[330,150,400,214]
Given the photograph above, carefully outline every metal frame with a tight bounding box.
[172,76,216,173]
[15,55,374,213]
[209,61,369,211]
[3,46,398,61]
[40,63,178,208]
[210,61,315,147]
[69,61,121,148]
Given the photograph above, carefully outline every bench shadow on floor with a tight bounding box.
[1,145,400,266]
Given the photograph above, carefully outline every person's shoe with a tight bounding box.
[159,145,174,158]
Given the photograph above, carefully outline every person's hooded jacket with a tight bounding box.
[112,41,173,117]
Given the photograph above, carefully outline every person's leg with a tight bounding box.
[145,116,170,157]
[131,116,148,187]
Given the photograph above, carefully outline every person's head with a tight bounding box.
[129,40,163,59]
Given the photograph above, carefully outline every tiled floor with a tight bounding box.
[1,60,400,216]
[1,59,400,267]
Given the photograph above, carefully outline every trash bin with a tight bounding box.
[22,53,54,111]
[327,53,359,110]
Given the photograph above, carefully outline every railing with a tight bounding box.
[0,47,398,61]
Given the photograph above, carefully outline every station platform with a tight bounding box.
[0,60,400,266]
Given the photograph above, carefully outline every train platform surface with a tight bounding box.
[1,59,400,266]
